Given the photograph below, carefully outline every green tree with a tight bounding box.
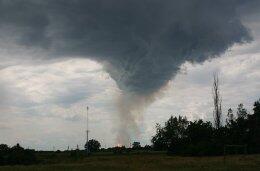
[237,103,248,119]
[0,144,9,152]
[253,99,260,118]
[151,123,168,150]
[186,120,213,143]
[247,99,260,153]
[151,116,188,151]
[132,142,141,149]
[226,108,234,127]
[85,139,101,153]
[0,144,10,165]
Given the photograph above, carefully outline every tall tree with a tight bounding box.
[212,73,222,129]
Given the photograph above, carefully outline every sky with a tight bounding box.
[0,0,260,150]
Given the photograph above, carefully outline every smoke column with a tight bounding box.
[0,0,258,145]
[115,90,164,145]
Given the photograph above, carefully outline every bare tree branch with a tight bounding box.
[212,73,222,129]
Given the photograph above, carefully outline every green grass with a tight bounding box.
[0,154,259,171]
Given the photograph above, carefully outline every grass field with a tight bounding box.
[0,154,259,171]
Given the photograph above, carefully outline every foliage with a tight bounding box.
[0,144,37,165]
[237,103,248,119]
[151,116,188,151]
[112,146,127,154]
[132,142,141,150]
[226,108,234,127]
[85,139,101,153]
[152,99,260,156]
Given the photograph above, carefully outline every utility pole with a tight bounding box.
[86,106,89,155]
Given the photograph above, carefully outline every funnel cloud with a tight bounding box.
[0,0,257,145]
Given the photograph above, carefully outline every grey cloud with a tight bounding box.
[0,84,6,106]
[0,0,50,47]
[0,0,256,95]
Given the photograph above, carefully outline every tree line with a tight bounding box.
[0,143,37,165]
[151,99,260,156]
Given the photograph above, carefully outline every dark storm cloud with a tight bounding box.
[0,0,50,47]
[0,0,256,94]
